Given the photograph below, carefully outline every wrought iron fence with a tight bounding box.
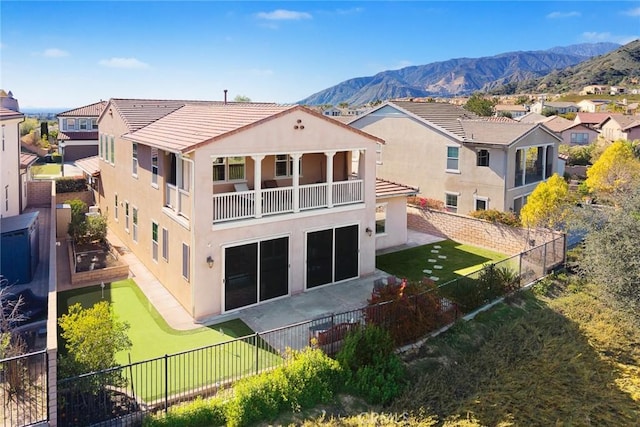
[0,349,48,427]
[54,234,565,426]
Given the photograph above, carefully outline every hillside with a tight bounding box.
[298,42,619,106]
[494,39,640,94]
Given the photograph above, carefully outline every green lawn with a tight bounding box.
[376,239,508,284]
[31,163,61,177]
[58,279,283,402]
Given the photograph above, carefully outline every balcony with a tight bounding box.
[213,180,364,223]
[166,183,191,220]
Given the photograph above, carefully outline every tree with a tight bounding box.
[233,95,251,102]
[58,301,131,375]
[585,140,640,203]
[464,93,494,116]
[520,174,570,229]
[580,186,640,326]
[19,118,39,137]
[338,102,349,109]
[515,95,530,105]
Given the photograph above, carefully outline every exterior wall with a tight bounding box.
[98,106,379,320]
[63,143,98,162]
[407,205,560,256]
[1,116,22,217]
[374,196,408,250]
[55,190,94,207]
[559,125,598,145]
[352,110,508,214]
[26,180,54,207]
[599,119,639,141]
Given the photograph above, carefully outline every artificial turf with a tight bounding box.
[375,239,508,283]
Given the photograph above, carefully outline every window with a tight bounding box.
[212,157,246,182]
[124,201,129,232]
[376,144,382,165]
[445,193,458,213]
[570,133,589,144]
[99,134,103,159]
[91,118,98,130]
[446,146,459,171]
[132,142,138,176]
[274,154,302,177]
[114,194,118,221]
[110,136,115,164]
[475,197,488,211]
[152,222,159,262]
[375,203,387,234]
[65,118,76,131]
[151,148,158,186]
[2,125,5,151]
[162,227,168,261]
[477,149,490,167]
[4,186,8,212]
[79,119,88,130]
[132,207,138,242]
[182,243,190,281]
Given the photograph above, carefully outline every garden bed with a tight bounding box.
[68,240,129,286]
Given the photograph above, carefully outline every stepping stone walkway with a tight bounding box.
[429,276,440,281]
[428,259,437,263]
[434,245,441,249]
[438,255,447,259]
[434,265,443,269]
[423,269,432,274]
[431,249,439,253]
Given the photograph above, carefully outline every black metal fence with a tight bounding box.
[0,349,48,427]
[3,235,565,427]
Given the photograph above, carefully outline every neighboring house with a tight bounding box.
[529,101,578,115]
[596,114,640,141]
[577,99,610,113]
[96,98,382,320]
[0,93,25,218]
[579,85,608,96]
[610,86,626,95]
[542,116,598,145]
[516,111,547,123]
[574,112,611,131]
[57,101,107,162]
[349,100,562,215]
[494,104,528,118]
[19,151,38,209]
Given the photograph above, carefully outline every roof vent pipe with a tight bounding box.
[224,89,228,105]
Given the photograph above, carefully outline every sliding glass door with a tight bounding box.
[306,224,359,289]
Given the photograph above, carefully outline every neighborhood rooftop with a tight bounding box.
[58,101,108,117]
[389,100,480,139]
[460,120,542,145]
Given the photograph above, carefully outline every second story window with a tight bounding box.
[212,157,245,182]
[151,148,158,186]
[110,136,115,164]
[446,147,459,171]
[274,154,301,177]
[91,118,98,130]
[132,143,138,176]
[79,119,88,130]
[65,118,76,131]
[477,149,490,167]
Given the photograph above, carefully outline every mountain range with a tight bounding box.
[298,42,623,106]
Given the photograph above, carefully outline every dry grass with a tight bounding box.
[292,274,639,426]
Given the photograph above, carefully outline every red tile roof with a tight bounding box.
[75,156,100,176]
[58,101,107,117]
[375,178,418,199]
[20,152,38,168]
[0,106,24,120]
[575,112,611,125]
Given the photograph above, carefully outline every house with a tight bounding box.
[579,85,608,96]
[610,86,626,95]
[596,114,640,141]
[95,98,382,320]
[577,99,610,113]
[1,91,26,218]
[57,101,107,162]
[348,100,562,215]
[542,116,598,145]
[516,111,547,123]
[494,104,528,119]
[529,101,579,115]
[574,112,611,131]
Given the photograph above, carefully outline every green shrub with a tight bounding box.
[469,209,520,227]
[65,199,88,240]
[56,177,87,193]
[143,396,226,427]
[336,325,406,405]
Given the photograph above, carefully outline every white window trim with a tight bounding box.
[114,193,119,222]
[446,146,460,173]
[182,242,190,282]
[274,154,302,178]
[132,206,139,243]
[445,191,460,213]
[212,156,247,183]
[152,221,159,263]
[375,202,387,235]
[162,227,169,262]
[151,148,159,189]
[124,200,130,233]
[376,144,383,165]
[132,142,139,178]
[474,195,489,211]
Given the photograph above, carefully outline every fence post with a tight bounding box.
[255,333,260,375]
[543,242,548,274]
[164,354,169,413]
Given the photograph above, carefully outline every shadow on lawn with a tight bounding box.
[392,294,640,425]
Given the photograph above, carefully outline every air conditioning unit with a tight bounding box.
[89,206,100,214]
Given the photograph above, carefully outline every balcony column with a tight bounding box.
[325,151,336,208]
[252,155,265,218]
[292,153,302,213]
[540,145,547,180]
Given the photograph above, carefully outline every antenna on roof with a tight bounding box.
[224,89,228,105]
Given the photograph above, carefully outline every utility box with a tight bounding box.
[56,203,71,238]
[1,211,40,285]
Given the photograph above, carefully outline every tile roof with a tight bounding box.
[375,178,418,199]
[486,116,517,123]
[389,101,480,139]
[459,121,540,145]
[58,101,107,117]
[517,112,547,123]
[123,103,297,152]
[542,101,578,108]
[575,112,611,125]
[541,116,574,132]
[598,113,640,129]
[75,156,100,176]
[0,106,24,120]
[494,104,527,112]
[20,152,38,168]
[58,131,99,141]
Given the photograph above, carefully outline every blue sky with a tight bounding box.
[2,1,639,109]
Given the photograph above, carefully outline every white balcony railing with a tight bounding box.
[166,183,191,220]
[212,180,364,224]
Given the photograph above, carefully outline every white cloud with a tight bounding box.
[256,9,312,21]
[623,7,640,17]
[98,57,149,69]
[581,32,639,45]
[546,11,581,19]
[43,48,70,58]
